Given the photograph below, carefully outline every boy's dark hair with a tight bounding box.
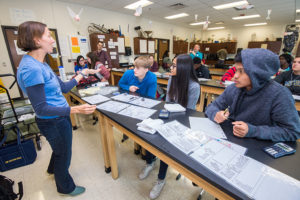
[76,55,84,65]
[279,53,293,65]
[235,51,242,63]
[193,57,202,64]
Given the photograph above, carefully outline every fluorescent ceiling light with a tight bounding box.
[296,9,300,13]
[244,22,267,26]
[296,19,300,22]
[207,27,225,30]
[215,21,224,25]
[213,1,248,10]
[165,13,188,19]
[233,14,260,20]
[190,21,210,26]
[125,0,153,10]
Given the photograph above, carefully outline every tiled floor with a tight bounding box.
[3,115,215,200]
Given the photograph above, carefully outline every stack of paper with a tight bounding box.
[164,103,186,112]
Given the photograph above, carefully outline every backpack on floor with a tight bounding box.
[0,175,23,200]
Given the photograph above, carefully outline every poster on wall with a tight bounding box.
[69,35,90,59]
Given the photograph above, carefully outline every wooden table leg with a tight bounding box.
[111,73,115,85]
[207,94,213,105]
[198,91,206,112]
[105,118,119,179]
[97,112,111,173]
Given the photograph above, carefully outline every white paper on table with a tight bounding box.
[292,95,300,101]
[140,39,147,53]
[198,78,211,81]
[218,139,247,155]
[155,120,202,154]
[164,104,186,112]
[129,97,160,108]
[96,100,130,113]
[111,93,139,103]
[118,105,157,120]
[148,40,155,54]
[189,117,227,139]
[190,139,300,199]
[82,94,110,105]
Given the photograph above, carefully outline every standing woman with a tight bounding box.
[17,21,99,196]
[86,52,110,82]
[139,54,200,199]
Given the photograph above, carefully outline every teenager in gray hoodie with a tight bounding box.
[206,48,300,142]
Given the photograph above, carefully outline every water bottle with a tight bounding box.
[58,66,66,81]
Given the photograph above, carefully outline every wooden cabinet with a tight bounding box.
[248,41,282,54]
[173,40,189,55]
[199,42,237,54]
[133,37,156,55]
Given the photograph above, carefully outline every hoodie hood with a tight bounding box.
[241,48,279,95]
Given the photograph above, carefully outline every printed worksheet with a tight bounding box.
[129,97,160,108]
[189,117,227,139]
[190,140,300,199]
[118,105,157,120]
[155,120,203,154]
[96,100,130,113]
[111,93,139,103]
[82,94,110,105]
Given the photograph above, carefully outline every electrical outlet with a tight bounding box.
[2,62,7,67]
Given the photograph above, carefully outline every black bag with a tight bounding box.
[0,175,23,200]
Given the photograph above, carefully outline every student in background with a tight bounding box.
[139,54,200,200]
[118,55,157,98]
[86,52,110,82]
[17,21,99,196]
[149,55,159,72]
[193,57,210,79]
[221,66,236,82]
[206,49,300,142]
[162,50,172,71]
[94,41,112,69]
[279,53,293,72]
[189,44,203,60]
[275,56,300,95]
[74,55,88,74]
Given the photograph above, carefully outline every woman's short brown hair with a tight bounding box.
[86,52,101,69]
[17,21,47,52]
[134,56,152,69]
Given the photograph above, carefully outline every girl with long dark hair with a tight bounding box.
[139,54,200,199]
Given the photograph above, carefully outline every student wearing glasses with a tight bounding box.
[139,54,200,199]
[118,55,157,98]
[74,55,88,74]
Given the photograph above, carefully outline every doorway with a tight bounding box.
[157,39,170,67]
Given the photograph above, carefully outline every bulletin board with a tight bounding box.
[89,33,125,68]
[69,35,90,59]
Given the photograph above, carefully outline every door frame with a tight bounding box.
[156,38,170,65]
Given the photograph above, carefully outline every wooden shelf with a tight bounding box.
[248,41,282,54]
